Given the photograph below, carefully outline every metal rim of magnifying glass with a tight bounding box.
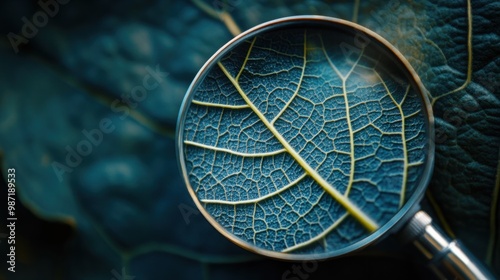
[176,15,435,261]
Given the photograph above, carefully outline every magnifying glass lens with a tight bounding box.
[177,17,433,260]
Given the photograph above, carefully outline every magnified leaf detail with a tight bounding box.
[183,28,428,254]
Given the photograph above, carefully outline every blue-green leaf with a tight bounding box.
[181,26,430,255]
[1,0,498,278]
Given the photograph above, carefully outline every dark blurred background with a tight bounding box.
[0,0,498,279]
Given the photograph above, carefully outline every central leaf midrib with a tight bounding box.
[217,33,378,232]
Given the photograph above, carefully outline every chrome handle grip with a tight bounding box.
[401,211,496,280]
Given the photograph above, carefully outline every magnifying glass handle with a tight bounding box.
[401,211,496,280]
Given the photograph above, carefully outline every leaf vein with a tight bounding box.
[184,140,286,157]
[281,212,349,253]
[374,71,408,207]
[192,99,250,109]
[218,32,378,232]
[201,173,308,205]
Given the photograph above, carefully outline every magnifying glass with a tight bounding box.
[176,16,494,279]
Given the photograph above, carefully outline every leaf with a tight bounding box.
[182,26,429,254]
[1,0,498,278]
[355,0,500,268]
